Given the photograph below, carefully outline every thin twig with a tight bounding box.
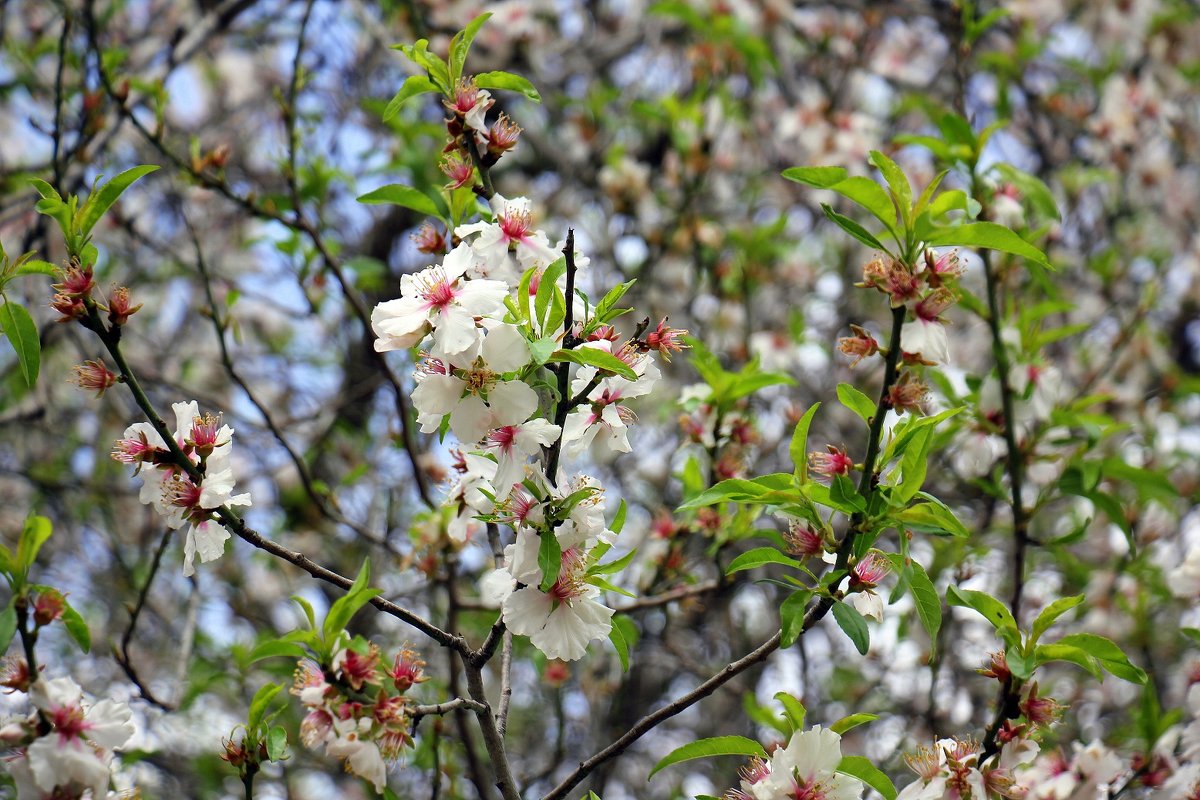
[113,527,175,711]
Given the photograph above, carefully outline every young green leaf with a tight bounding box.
[648,736,767,779]
[726,547,804,575]
[821,204,887,251]
[836,755,897,800]
[836,383,876,425]
[780,590,812,647]
[449,13,493,82]
[773,692,806,733]
[247,683,284,732]
[788,403,820,483]
[925,222,1051,269]
[382,75,441,122]
[16,515,52,571]
[60,603,91,653]
[538,531,563,593]
[548,347,637,380]
[474,70,541,102]
[1030,595,1085,646]
[77,165,160,238]
[0,301,40,387]
[1054,633,1147,684]
[830,713,879,735]
[357,184,442,218]
[831,601,870,655]
[0,603,16,655]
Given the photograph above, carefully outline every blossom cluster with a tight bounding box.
[111,401,251,576]
[1,671,135,799]
[725,726,862,800]
[290,639,427,792]
[372,184,675,661]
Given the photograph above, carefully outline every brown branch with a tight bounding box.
[112,527,176,711]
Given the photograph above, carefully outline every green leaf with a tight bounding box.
[831,601,870,655]
[991,163,1060,221]
[382,75,441,122]
[1030,595,1084,646]
[773,692,806,732]
[836,755,897,800]
[250,639,308,663]
[0,603,16,654]
[789,403,821,483]
[830,713,879,735]
[0,301,40,387]
[1033,643,1102,680]
[609,615,635,672]
[356,184,442,218]
[77,165,160,238]
[822,204,886,251]
[16,516,52,571]
[925,222,1051,269]
[780,590,812,647]
[60,603,91,653]
[323,560,382,642]
[648,736,767,779]
[535,257,566,330]
[869,150,912,228]
[837,383,876,425]
[726,547,803,575]
[894,427,932,505]
[589,548,638,576]
[1055,633,1147,684]
[14,259,59,277]
[781,165,849,188]
[549,347,637,380]
[906,561,941,645]
[247,683,284,732]
[538,532,563,593]
[830,474,866,513]
[611,499,628,536]
[267,725,289,761]
[291,595,317,630]
[895,497,971,538]
[946,586,1019,647]
[829,176,898,233]
[449,13,492,82]
[474,70,541,102]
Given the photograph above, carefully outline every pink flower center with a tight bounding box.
[486,425,519,453]
[549,548,587,601]
[165,476,204,510]
[499,209,532,242]
[51,705,90,741]
[790,778,831,800]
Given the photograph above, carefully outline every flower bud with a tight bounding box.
[32,589,66,627]
[71,359,119,397]
[106,286,142,326]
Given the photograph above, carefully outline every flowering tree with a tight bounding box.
[2,1,1200,799]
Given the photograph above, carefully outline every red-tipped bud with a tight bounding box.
[837,323,879,367]
[644,317,689,362]
[486,113,522,154]
[53,265,95,298]
[809,444,854,477]
[411,223,447,254]
[51,293,87,323]
[886,373,928,415]
[32,589,66,627]
[71,359,119,397]
[440,151,476,190]
[105,286,142,326]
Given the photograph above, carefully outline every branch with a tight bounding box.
[113,527,175,711]
[82,304,466,654]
